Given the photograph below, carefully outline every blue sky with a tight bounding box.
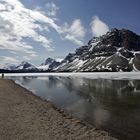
[0,0,139,67]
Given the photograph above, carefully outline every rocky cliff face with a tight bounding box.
[38,58,60,71]
[56,28,140,72]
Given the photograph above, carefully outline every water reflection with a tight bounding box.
[11,76,140,140]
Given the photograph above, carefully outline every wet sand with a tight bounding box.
[0,79,117,140]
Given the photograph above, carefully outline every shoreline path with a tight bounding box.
[0,79,117,140]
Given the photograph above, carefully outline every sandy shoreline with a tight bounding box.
[0,79,117,140]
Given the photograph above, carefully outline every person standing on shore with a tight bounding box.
[2,73,4,79]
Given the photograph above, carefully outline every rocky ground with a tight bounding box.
[0,79,117,140]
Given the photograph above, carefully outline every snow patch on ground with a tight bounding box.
[37,65,49,70]
[3,72,140,80]
[132,64,139,72]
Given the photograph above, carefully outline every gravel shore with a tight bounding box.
[0,79,117,140]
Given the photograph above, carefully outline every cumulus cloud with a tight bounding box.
[0,0,62,55]
[0,0,86,59]
[90,16,109,37]
[62,19,86,46]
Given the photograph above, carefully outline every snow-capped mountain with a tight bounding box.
[15,61,37,70]
[1,61,38,72]
[41,57,54,66]
[38,58,60,71]
[3,64,17,70]
[56,28,140,72]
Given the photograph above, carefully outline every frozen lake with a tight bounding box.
[3,72,140,80]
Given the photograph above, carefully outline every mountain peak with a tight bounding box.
[38,57,60,71]
[56,28,140,72]
[107,28,138,39]
[45,57,55,65]
[110,28,134,33]
[88,28,140,52]
[15,61,37,70]
[21,61,30,65]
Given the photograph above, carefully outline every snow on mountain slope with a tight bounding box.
[2,61,38,71]
[38,65,50,71]
[56,59,87,72]
[38,58,60,71]
[3,64,17,70]
[15,61,37,70]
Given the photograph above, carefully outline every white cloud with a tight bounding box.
[30,53,38,57]
[23,56,31,61]
[45,2,59,17]
[0,56,20,68]
[23,53,38,61]
[67,19,85,38]
[0,0,88,68]
[0,0,62,55]
[65,34,84,46]
[9,51,18,54]
[0,0,87,60]
[62,19,86,46]
[90,16,109,37]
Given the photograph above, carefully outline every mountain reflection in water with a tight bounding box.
[11,76,140,140]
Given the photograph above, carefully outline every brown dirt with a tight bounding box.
[0,79,117,140]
